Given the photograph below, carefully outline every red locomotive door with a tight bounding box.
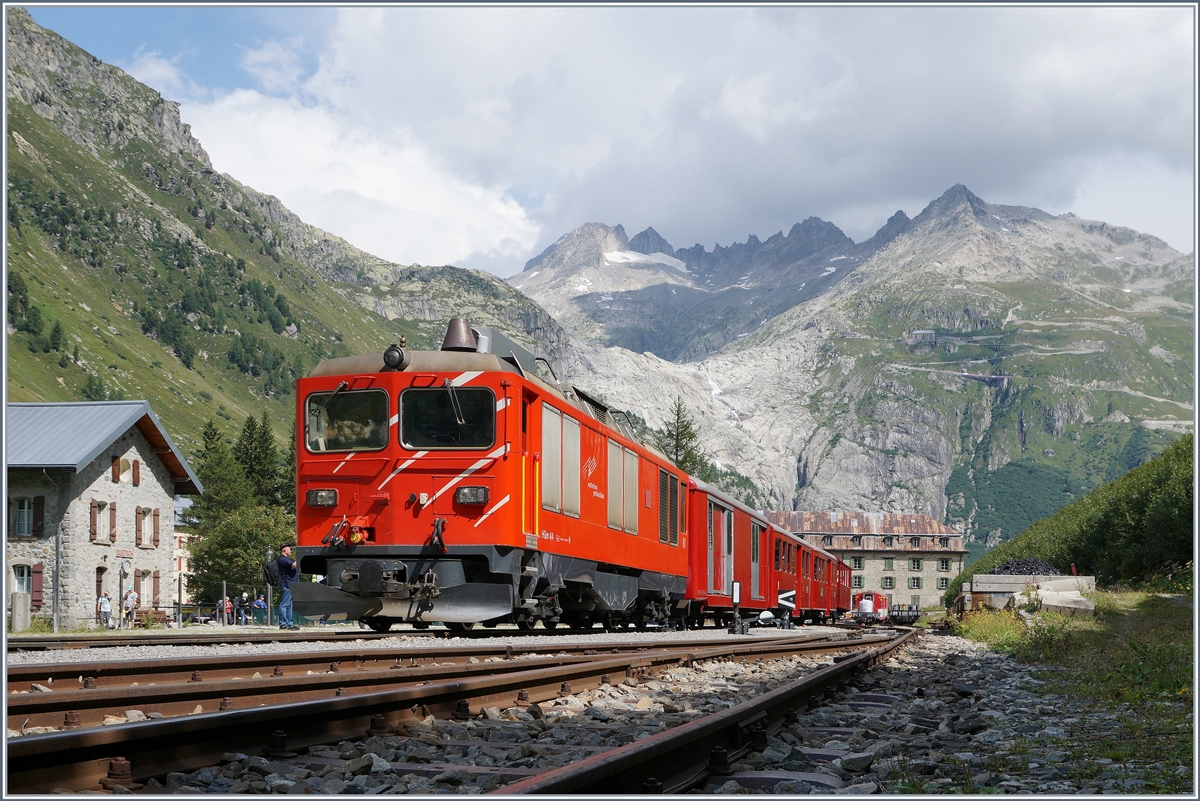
[521,391,537,547]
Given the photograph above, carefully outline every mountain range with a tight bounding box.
[6,7,1194,560]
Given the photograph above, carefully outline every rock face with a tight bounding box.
[542,184,1193,546]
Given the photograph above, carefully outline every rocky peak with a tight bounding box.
[779,217,855,261]
[5,7,210,168]
[628,226,675,258]
[855,209,912,253]
[521,222,630,275]
[910,184,995,231]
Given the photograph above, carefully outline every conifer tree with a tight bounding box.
[49,320,64,351]
[189,423,253,532]
[654,397,707,476]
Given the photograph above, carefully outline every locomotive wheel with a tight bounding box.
[364,618,393,633]
[411,621,430,630]
[543,620,558,630]
[515,620,535,631]
[445,622,476,632]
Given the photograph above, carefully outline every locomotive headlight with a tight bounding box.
[383,344,405,370]
[306,489,338,507]
[455,486,490,505]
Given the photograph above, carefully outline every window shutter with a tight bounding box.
[132,460,141,486]
[90,499,98,541]
[109,503,118,543]
[31,563,44,607]
[153,571,161,606]
[32,496,45,536]
[112,455,120,482]
[134,571,141,598]
[135,506,143,545]
[153,509,161,547]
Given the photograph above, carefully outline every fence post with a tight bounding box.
[177,573,183,628]
[221,581,227,627]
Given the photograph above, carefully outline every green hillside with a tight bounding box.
[945,433,1193,601]
[4,8,566,461]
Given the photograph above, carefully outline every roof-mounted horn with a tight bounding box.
[441,317,478,352]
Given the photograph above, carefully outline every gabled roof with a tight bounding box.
[6,401,202,495]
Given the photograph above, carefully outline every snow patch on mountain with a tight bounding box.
[605,250,688,272]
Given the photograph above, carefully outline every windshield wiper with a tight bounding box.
[443,378,466,426]
[319,381,349,410]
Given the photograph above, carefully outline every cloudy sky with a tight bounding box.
[31,6,1196,277]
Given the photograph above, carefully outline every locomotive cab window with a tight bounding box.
[307,388,389,452]
[400,387,495,450]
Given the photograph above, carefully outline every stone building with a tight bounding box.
[5,401,201,629]
[765,511,968,610]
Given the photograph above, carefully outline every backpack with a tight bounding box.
[263,558,282,588]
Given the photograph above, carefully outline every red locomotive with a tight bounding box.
[292,319,851,631]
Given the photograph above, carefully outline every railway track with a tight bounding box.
[5,623,673,652]
[8,632,881,730]
[6,630,908,793]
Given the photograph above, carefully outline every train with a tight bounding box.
[852,590,922,626]
[291,319,852,632]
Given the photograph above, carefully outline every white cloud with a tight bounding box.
[184,90,539,267]
[121,48,207,102]
[178,6,1193,274]
[239,38,307,95]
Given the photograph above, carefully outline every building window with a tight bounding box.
[908,577,923,590]
[883,558,893,571]
[910,558,923,571]
[11,498,33,536]
[850,556,863,570]
[939,537,950,548]
[851,535,862,547]
[937,577,949,590]
[911,594,921,607]
[938,558,951,572]
[852,575,864,589]
[12,564,32,594]
[881,576,895,590]
[822,535,833,546]
[909,537,921,548]
[883,536,893,547]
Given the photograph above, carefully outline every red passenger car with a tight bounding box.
[291,320,688,631]
[682,480,798,626]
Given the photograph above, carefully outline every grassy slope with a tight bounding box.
[821,269,1190,558]
[6,100,424,458]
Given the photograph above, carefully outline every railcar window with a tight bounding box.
[561,414,581,518]
[623,448,639,534]
[400,388,495,450]
[542,405,562,512]
[307,389,389,452]
[607,439,623,529]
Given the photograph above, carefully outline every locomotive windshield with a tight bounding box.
[306,388,389,452]
[401,387,495,449]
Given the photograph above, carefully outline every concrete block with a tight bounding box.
[1039,577,1096,593]
[970,575,1046,592]
[1038,591,1094,616]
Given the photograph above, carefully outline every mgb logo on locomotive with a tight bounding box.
[778,590,796,609]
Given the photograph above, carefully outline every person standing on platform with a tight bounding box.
[277,545,299,631]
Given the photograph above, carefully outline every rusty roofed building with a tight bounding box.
[764,511,967,610]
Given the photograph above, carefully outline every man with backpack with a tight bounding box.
[277,545,299,630]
